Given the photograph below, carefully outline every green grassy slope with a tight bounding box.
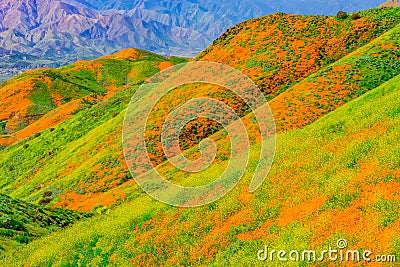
[0,194,90,253]
[0,87,134,205]
[1,71,400,267]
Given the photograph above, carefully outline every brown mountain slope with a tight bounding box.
[0,0,207,58]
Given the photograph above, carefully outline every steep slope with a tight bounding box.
[0,194,90,253]
[267,21,400,131]
[197,8,400,98]
[2,68,400,266]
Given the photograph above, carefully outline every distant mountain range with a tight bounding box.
[0,0,387,76]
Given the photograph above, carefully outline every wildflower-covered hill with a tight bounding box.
[0,48,184,147]
[0,6,400,266]
[198,8,400,99]
[2,55,400,267]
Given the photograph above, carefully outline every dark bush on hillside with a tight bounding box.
[0,229,14,237]
[15,235,29,244]
[43,191,53,198]
[38,197,52,205]
[0,216,26,232]
[351,13,361,20]
[337,11,348,19]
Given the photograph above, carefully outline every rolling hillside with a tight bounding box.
[0,6,399,218]
[2,58,400,267]
[0,6,399,266]
[0,48,185,147]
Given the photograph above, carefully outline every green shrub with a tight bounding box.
[351,13,361,20]
[0,216,26,232]
[43,191,53,198]
[337,11,348,19]
[0,229,14,237]
[15,235,29,244]
[38,198,52,205]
